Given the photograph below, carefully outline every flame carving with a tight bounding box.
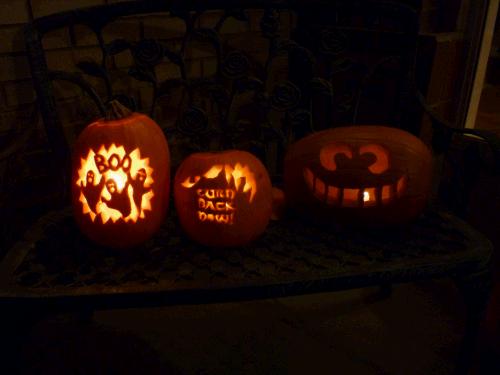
[76,144,154,223]
[181,163,257,202]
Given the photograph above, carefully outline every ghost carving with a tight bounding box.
[75,144,154,224]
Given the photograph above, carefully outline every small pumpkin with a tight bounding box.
[174,150,272,247]
[71,101,170,248]
[284,125,432,225]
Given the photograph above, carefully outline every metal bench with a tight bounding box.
[1,1,497,374]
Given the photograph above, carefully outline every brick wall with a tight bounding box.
[0,0,467,143]
[0,1,281,144]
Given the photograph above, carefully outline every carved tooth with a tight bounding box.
[397,176,407,197]
[327,185,339,205]
[315,178,326,200]
[303,168,314,190]
[375,186,382,207]
[358,189,364,207]
[342,188,360,207]
[338,188,344,206]
[363,187,377,207]
[381,185,392,205]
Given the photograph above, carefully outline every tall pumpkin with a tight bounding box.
[174,150,272,247]
[71,101,170,248]
[284,126,432,225]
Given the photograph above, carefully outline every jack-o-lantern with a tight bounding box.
[71,101,170,248]
[174,150,272,247]
[284,126,432,225]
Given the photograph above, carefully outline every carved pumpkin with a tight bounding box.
[284,126,432,225]
[71,101,170,248]
[174,150,272,247]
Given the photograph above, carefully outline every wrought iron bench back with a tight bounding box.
[25,0,422,191]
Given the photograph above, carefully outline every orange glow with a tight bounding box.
[327,185,339,204]
[319,143,353,171]
[315,178,326,197]
[181,176,200,188]
[181,163,257,203]
[363,188,377,207]
[304,168,314,190]
[343,188,359,207]
[359,144,390,174]
[76,144,154,224]
[204,165,223,179]
[397,175,407,197]
[381,185,392,203]
[303,168,406,208]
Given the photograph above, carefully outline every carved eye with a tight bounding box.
[359,144,389,174]
[319,143,353,171]
[106,180,116,193]
[86,171,94,183]
[137,168,146,181]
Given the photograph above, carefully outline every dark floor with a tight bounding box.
[475,84,500,136]
[8,279,495,375]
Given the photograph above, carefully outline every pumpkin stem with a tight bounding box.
[105,100,133,120]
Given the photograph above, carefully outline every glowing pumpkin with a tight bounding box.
[174,150,272,247]
[284,126,433,225]
[71,101,170,248]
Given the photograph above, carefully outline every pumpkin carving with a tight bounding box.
[174,150,272,247]
[71,101,170,248]
[284,126,432,225]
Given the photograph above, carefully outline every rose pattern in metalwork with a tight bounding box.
[208,84,230,106]
[234,77,263,93]
[270,81,301,111]
[221,51,251,79]
[31,0,433,191]
[289,109,313,137]
[253,91,271,110]
[12,207,490,292]
[319,28,347,56]
[132,39,164,67]
[178,106,209,136]
[310,78,334,97]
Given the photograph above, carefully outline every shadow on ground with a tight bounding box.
[5,279,492,374]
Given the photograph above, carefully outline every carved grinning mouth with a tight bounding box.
[303,168,407,208]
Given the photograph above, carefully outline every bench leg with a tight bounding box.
[454,269,492,375]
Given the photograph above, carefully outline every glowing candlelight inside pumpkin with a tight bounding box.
[363,191,370,202]
[181,163,257,203]
[76,144,155,223]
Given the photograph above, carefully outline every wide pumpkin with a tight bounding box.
[174,150,272,247]
[284,125,432,225]
[71,101,170,248]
